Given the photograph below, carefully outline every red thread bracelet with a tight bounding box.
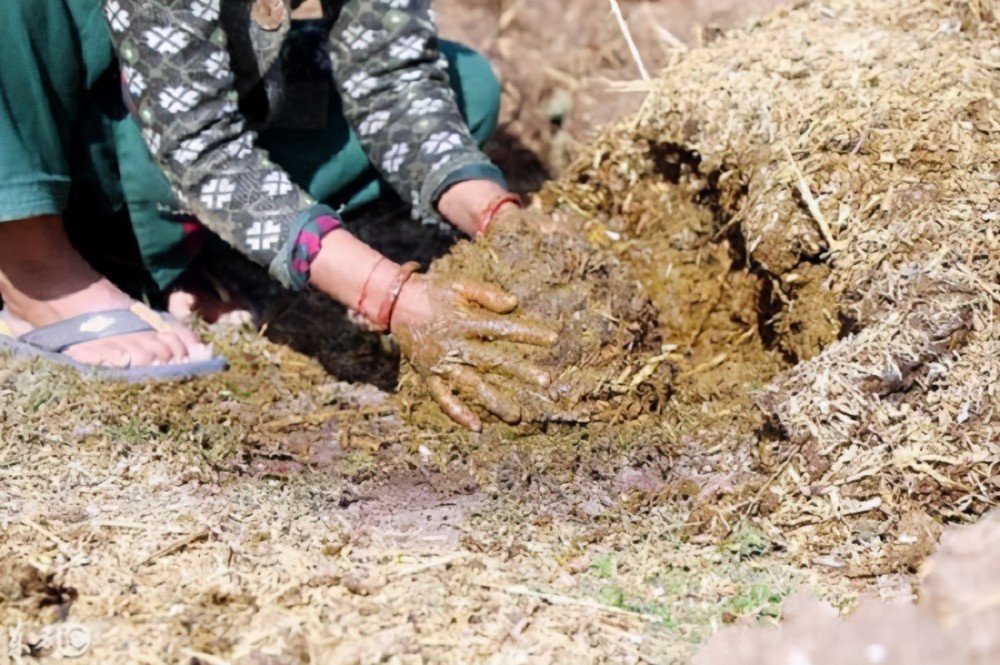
[356,256,388,321]
[475,193,522,239]
[376,261,422,331]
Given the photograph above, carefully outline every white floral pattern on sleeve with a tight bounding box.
[100,0,325,286]
[104,0,131,32]
[328,0,503,225]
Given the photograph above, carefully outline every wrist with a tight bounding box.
[309,229,398,312]
[308,229,422,332]
[355,257,401,324]
[437,180,520,237]
[474,195,522,238]
[375,261,421,332]
[388,275,428,334]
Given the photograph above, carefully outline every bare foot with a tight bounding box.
[0,216,210,368]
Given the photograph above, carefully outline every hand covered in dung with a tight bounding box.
[390,273,559,432]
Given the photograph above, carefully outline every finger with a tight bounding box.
[456,281,519,314]
[460,317,560,346]
[427,375,482,433]
[462,345,551,388]
[450,366,522,425]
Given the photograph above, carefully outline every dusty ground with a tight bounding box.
[0,336,858,664]
[7,0,999,664]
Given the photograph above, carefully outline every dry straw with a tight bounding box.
[563,0,1000,546]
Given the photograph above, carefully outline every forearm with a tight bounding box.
[329,0,507,228]
[102,0,330,289]
[310,230,393,308]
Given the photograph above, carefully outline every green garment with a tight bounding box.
[0,0,501,290]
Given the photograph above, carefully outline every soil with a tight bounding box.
[4,1,999,664]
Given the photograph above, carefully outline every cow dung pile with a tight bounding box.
[403,0,1000,566]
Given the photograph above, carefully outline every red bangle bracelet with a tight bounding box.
[376,261,422,331]
[356,256,388,321]
[475,193,522,239]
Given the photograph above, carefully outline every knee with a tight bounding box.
[441,42,502,145]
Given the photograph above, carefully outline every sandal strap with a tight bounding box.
[18,309,158,353]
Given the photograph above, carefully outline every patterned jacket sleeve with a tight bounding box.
[328,0,507,225]
[100,0,339,290]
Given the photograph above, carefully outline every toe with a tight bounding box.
[143,335,176,364]
[215,309,255,327]
[157,331,190,363]
[67,341,131,368]
[115,338,156,368]
[167,319,205,350]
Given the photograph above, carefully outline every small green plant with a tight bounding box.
[29,389,53,411]
[725,521,771,559]
[591,554,616,578]
[108,417,149,447]
[344,450,376,478]
[599,584,625,608]
[723,583,787,620]
[223,382,253,399]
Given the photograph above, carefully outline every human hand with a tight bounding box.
[435,179,563,240]
[436,180,521,238]
[390,273,559,432]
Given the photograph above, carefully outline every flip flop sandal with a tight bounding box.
[0,303,228,382]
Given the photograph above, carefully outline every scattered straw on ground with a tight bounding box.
[546,0,1000,563]
[0,348,854,663]
[5,0,1000,662]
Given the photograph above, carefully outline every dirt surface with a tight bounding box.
[5,0,1000,664]
[1,346,852,664]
